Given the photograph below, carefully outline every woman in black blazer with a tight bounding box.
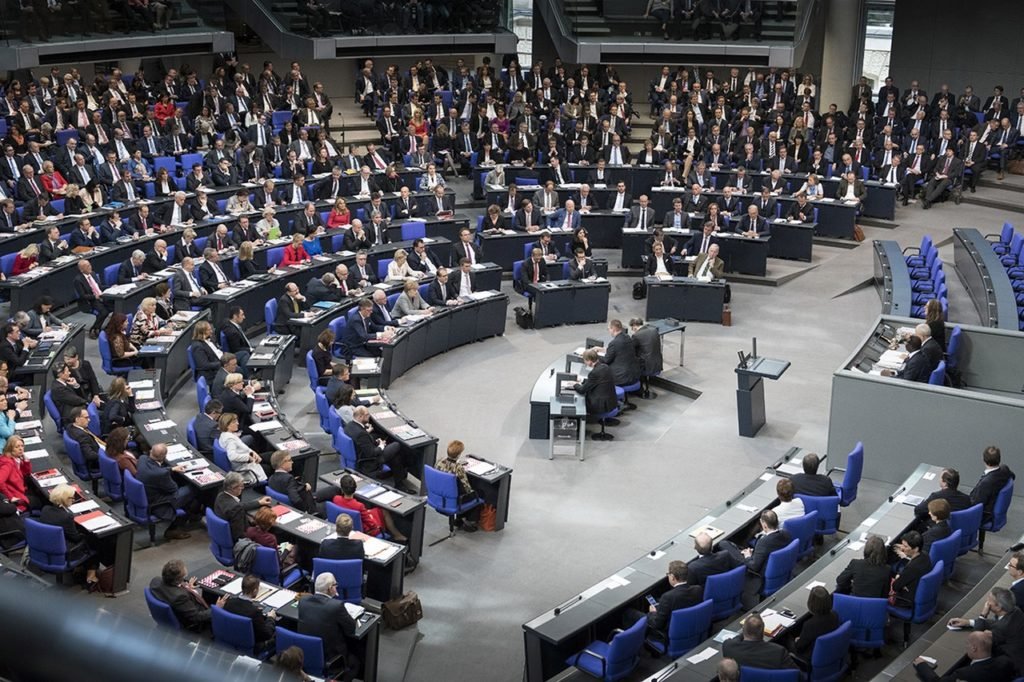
[39,484,100,587]
[100,377,136,436]
[312,330,334,385]
[792,586,840,658]
[834,535,891,598]
[190,321,222,385]
[920,499,952,553]
[236,241,262,279]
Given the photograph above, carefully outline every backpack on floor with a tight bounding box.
[514,306,533,329]
[632,281,647,300]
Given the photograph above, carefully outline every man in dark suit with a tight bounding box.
[721,613,795,670]
[223,573,277,649]
[1008,553,1024,612]
[884,335,931,383]
[922,147,962,209]
[689,531,739,586]
[65,406,102,466]
[299,574,359,674]
[738,204,770,237]
[568,248,596,280]
[913,468,974,522]
[198,249,233,293]
[276,283,308,335]
[319,514,366,561]
[947,587,1024,674]
[970,446,1015,524]
[341,299,384,359]
[913,631,1016,681]
[425,268,458,307]
[789,453,837,497]
[407,239,442,275]
[519,248,548,295]
[213,472,272,542]
[193,400,222,457]
[50,362,98,425]
[345,406,415,493]
[724,510,793,605]
[573,349,618,417]
[597,319,641,387]
[452,228,483,265]
[629,318,663,397]
[628,560,703,641]
[149,559,226,633]
[268,450,337,515]
[306,273,341,306]
[136,445,199,540]
[0,323,36,373]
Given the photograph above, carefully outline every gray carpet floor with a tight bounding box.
[33,173,1024,682]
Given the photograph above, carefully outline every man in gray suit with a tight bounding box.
[629,318,663,398]
[627,194,657,230]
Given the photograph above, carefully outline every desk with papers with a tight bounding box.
[522,448,814,682]
[246,380,320,485]
[136,308,210,401]
[12,324,85,395]
[646,463,944,682]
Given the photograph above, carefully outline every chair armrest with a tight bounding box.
[606,628,624,639]
[580,647,608,676]
[826,465,846,476]
[982,232,1002,241]
[901,246,920,256]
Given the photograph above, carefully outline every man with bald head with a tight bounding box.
[914,631,1015,681]
[144,238,171,273]
[136,443,199,540]
[688,530,739,585]
[915,323,942,372]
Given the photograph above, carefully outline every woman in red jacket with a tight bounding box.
[0,436,36,513]
[39,160,68,196]
[280,233,311,266]
[331,473,407,542]
[12,244,39,276]
[153,93,176,128]
[325,198,351,229]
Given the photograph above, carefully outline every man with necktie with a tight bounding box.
[173,258,207,311]
[275,283,309,335]
[452,227,482,265]
[922,148,961,209]
[72,260,111,339]
[199,248,233,292]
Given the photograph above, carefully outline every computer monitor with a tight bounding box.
[585,337,604,350]
[555,373,577,401]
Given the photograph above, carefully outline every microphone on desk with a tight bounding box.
[1010,542,1024,552]
[553,594,583,616]
[651,539,675,556]
[888,485,906,503]
[652,662,679,682]
[829,537,852,556]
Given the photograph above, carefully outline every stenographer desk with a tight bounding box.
[13,324,85,395]
[648,463,943,682]
[645,276,726,323]
[522,448,813,682]
[525,280,610,329]
[375,291,508,389]
[17,398,135,594]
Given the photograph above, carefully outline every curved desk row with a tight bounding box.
[522,447,814,682]
[13,323,86,395]
[623,226,772,276]
[473,165,896,220]
[872,240,914,317]
[880,531,1024,681]
[137,309,211,401]
[953,227,1019,331]
[16,390,135,594]
[646,463,942,682]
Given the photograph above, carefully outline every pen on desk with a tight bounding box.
[829,537,851,556]
[651,539,675,555]
[652,662,678,682]
[553,594,583,616]
[888,485,906,503]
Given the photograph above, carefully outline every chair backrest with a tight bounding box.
[912,560,944,622]
[929,529,960,582]
[267,247,285,269]
[782,510,818,560]
[945,326,962,370]
[264,298,278,335]
[377,258,393,281]
[212,439,232,472]
[266,486,290,506]
[423,465,460,515]
[603,616,646,680]
[332,428,357,469]
[145,586,182,629]
[186,417,198,449]
[984,479,1014,533]
[762,539,800,596]
[98,331,115,374]
[305,351,319,392]
[512,260,525,295]
[86,402,101,436]
[43,390,63,434]
[61,431,92,481]
[211,605,256,655]
[739,669,801,682]
[928,360,946,386]
[186,344,197,378]
[205,508,235,566]
[832,594,888,648]
[704,565,747,620]
[949,503,983,555]
[314,388,330,433]
[311,558,363,603]
[666,599,713,659]
[324,501,363,532]
[809,619,851,682]
[196,376,210,411]
[122,470,151,525]
[25,518,68,571]
[103,262,121,287]
[275,627,325,677]
[98,451,124,501]
[251,546,284,585]
[836,442,864,506]
[400,221,426,241]
[794,495,841,535]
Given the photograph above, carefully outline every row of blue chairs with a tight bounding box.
[902,235,948,320]
[986,222,1024,329]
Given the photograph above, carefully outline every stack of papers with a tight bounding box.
[249,420,283,432]
[263,588,298,609]
[129,379,154,389]
[375,491,402,505]
[465,458,496,475]
[15,420,43,431]
[145,419,176,431]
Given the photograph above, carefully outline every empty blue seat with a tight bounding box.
[794,495,840,536]
[761,539,800,597]
[833,594,887,650]
[782,510,818,561]
[829,441,863,507]
[565,616,645,681]
[704,564,746,620]
[979,479,1014,551]
[206,508,235,566]
[948,503,983,555]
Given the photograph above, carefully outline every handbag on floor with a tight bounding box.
[382,591,423,630]
[478,504,498,532]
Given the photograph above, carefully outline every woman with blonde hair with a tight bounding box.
[237,241,261,278]
[218,412,267,484]
[12,244,39,275]
[129,297,168,346]
[189,320,222,384]
[386,249,421,281]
